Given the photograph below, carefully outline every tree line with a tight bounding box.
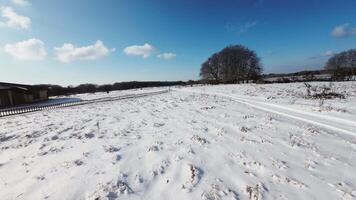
[38,81,197,97]
[200,44,355,83]
[325,49,356,81]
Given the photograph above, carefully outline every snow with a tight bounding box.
[64,87,166,101]
[1,82,356,200]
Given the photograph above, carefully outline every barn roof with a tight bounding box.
[0,82,48,93]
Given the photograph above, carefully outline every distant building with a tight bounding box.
[0,82,48,108]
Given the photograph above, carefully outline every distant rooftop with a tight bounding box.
[0,82,48,92]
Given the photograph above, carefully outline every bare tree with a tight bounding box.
[200,45,262,83]
[325,49,356,81]
[200,53,221,83]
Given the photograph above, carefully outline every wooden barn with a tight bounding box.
[0,82,48,108]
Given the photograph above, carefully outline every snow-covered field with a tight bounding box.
[1,82,356,200]
[63,87,166,101]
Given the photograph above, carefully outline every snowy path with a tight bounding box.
[177,88,356,138]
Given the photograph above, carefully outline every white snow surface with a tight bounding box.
[1,82,356,200]
[64,87,166,101]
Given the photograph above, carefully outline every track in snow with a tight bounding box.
[177,89,356,138]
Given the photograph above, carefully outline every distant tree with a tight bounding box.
[76,84,98,93]
[44,81,191,97]
[302,71,316,81]
[200,53,221,83]
[200,45,262,83]
[325,49,356,81]
[98,84,113,94]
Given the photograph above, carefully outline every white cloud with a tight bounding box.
[12,0,29,6]
[54,40,115,63]
[324,50,334,57]
[123,43,155,58]
[331,23,356,38]
[0,6,31,29]
[3,38,47,61]
[309,50,336,60]
[239,21,258,33]
[157,52,176,60]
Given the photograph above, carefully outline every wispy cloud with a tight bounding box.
[324,50,334,57]
[157,52,176,60]
[54,40,115,63]
[123,43,155,58]
[239,21,258,33]
[12,0,30,6]
[3,38,47,61]
[226,21,258,35]
[309,50,335,60]
[0,6,31,29]
[331,23,356,38]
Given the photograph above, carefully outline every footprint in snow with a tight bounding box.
[104,145,121,153]
[201,106,216,110]
[240,126,250,133]
[148,141,164,152]
[153,123,165,128]
[85,132,95,139]
[245,183,267,200]
[115,155,122,161]
[89,178,133,200]
[191,135,209,145]
[182,164,203,192]
[38,146,64,156]
[271,174,307,188]
[201,181,238,200]
[134,174,144,184]
[35,175,46,181]
[271,158,289,170]
[217,128,227,137]
[151,160,170,177]
[243,114,255,119]
[148,145,159,152]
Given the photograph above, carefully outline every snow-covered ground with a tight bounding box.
[1,82,356,200]
[62,87,166,101]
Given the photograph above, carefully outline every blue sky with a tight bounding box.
[0,0,356,86]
